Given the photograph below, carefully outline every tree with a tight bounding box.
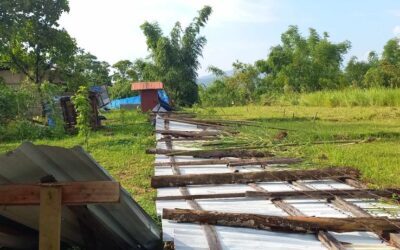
[382,38,400,65]
[344,54,374,87]
[140,6,212,106]
[258,26,350,92]
[364,38,400,88]
[0,0,77,87]
[62,50,111,92]
[108,60,138,99]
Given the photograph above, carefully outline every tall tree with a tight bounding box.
[0,0,77,86]
[364,38,400,88]
[62,50,111,92]
[140,6,212,106]
[258,26,350,92]
[108,60,139,99]
[344,53,377,87]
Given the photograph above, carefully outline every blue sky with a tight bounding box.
[60,0,400,76]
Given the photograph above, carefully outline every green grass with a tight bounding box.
[0,110,157,220]
[298,88,400,107]
[271,88,400,107]
[194,105,400,188]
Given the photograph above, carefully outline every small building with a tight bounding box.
[132,82,164,112]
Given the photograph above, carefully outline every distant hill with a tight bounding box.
[196,70,234,86]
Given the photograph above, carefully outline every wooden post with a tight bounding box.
[39,186,62,250]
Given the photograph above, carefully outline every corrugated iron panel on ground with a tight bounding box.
[0,142,161,249]
[155,115,398,250]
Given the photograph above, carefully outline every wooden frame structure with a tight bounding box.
[0,181,120,250]
[153,113,400,250]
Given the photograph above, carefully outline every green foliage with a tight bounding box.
[200,63,263,106]
[139,6,212,106]
[0,83,18,124]
[298,88,400,107]
[108,60,139,99]
[259,26,351,92]
[63,50,111,92]
[200,27,400,107]
[0,120,51,141]
[0,0,77,85]
[344,53,377,87]
[41,82,65,137]
[0,81,39,124]
[194,105,400,188]
[71,86,91,147]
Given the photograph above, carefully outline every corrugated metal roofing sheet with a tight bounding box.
[154,116,399,250]
[0,142,161,249]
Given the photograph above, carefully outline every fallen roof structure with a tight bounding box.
[0,142,161,250]
[153,114,400,250]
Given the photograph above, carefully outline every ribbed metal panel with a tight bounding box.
[155,115,399,250]
[0,142,161,249]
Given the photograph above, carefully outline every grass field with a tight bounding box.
[0,110,158,220]
[194,105,400,188]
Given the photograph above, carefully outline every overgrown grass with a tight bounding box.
[0,110,157,220]
[297,88,400,107]
[194,105,400,188]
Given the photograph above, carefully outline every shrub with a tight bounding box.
[71,86,91,147]
[0,120,51,141]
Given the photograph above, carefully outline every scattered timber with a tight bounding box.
[162,208,400,233]
[158,137,217,142]
[246,189,400,200]
[161,117,227,128]
[0,181,120,205]
[156,188,400,201]
[151,167,360,188]
[156,130,224,138]
[147,148,274,158]
[154,157,302,167]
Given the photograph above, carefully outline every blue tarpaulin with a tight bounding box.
[106,90,169,109]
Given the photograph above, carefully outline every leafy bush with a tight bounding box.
[0,83,18,124]
[0,120,51,141]
[71,86,91,147]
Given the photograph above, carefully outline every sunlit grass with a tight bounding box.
[193,105,400,188]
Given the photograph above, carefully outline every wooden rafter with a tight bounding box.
[151,167,360,188]
[163,208,400,233]
[0,181,120,205]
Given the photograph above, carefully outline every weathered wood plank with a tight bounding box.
[155,158,298,167]
[329,196,372,217]
[317,231,346,250]
[156,130,223,138]
[271,198,305,216]
[289,181,346,250]
[156,188,400,201]
[246,189,400,200]
[157,193,246,200]
[162,208,400,233]
[39,186,62,250]
[151,167,360,188]
[147,148,274,158]
[155,157,301,167]
[0,181,120,205]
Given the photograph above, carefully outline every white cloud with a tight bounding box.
[393,25,400,36]
[59,0,279,73]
